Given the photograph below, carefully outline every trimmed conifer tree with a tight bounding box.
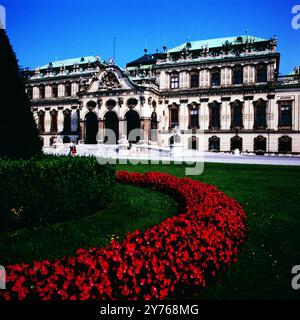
[0,28,42,158]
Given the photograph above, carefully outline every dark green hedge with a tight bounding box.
[0,155,115,231]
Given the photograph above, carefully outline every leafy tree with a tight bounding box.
[0,29,41,158]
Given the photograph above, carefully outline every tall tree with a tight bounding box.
[0,29,42,158]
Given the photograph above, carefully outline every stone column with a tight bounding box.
[57,109,64,132]
[45,110,51,133]
[79,121,85,143]
[98,120,104,143]
[119,119,127,139]
[141,118,151,141]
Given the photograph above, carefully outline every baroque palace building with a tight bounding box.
[22,35,300,154]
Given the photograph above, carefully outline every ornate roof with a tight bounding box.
[169,35,267,52]
[39,55,102,70]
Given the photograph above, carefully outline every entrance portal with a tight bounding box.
[125,110,140,142]
[104,111,119,144]
[85,112,98,144]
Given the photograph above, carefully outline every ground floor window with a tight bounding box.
[188,136,199,150]
[254,135,267,155]
[208,136,220,152]
[278,135,292,153]
[231,136,243,152]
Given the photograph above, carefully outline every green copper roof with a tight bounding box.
[169,35,267,53]
[38,55,101,70]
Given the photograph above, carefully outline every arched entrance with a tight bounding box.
[151,112,158,142]
[125,110,140,142]
[209,136,220,152]
[104,111,119,144]
[85,112,98,144]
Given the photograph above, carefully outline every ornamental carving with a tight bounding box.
[99,70,121,89]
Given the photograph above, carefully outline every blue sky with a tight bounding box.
[2,0,299,74]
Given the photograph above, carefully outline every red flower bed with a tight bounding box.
[0,171,246,300]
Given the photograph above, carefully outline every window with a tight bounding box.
[209,102,220,129]
[65,82,72,96]
[190,73,199,88]
[189,108,199,128]
[27,87,33,99]
[254,100,267,129]
[233,67,243,85]
[231,136,243,152]
[254,136,267,155]
[211,69,221,86]
[170,73,179,89]
[50,110,58,132]
[169,104,179,129]
[38,111,45,132]
[52,84,58,98]
[279,104,292,126]
[278,136,292,153]
[170,109,179,128]
[257,64,267,83]
[209,136,220,152]
[63,109,71,133]
[231,101,243,129]
[39,85,45,99]
[188,136,199,150]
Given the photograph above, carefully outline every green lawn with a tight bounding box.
[0,183,179,265]
[117,162,300,299]
[1,161,299,299]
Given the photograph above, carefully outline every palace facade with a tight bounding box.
[22,35,300,154]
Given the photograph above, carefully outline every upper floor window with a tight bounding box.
[190,73,199,88]
[26,87,33,99]
[209,102,221,129]
[169,104,179,129]
[37,111,45,132]
[170,73,179,89]
[52,84,58,98]
[211,69,221,86]
[65,82,72,96]
[233,67,243,85]
[50,110,58,132]
[257,64,267,83]
[231,101,243,129]
[279,103,292,126]
[39,85,45,99]
[254,99,267,129]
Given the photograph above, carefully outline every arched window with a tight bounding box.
[231,100,243,129]
[63,109,71,133]
[65,82,72,97]
[257,64,267,83]
[254,136,267,155]
[209,136,220,152]
[231,136,243,152]
[50,110,58,133]
[39,85,45,99]
[233,67,243,85]
[278,136,292,153]
[209,101,220,129]
[52,84,58,98]
[254,99,267,129]
[170,73,179,89]
[211,69,221,86]
[37,110,45,132]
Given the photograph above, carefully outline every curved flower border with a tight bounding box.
[0,171,247,300]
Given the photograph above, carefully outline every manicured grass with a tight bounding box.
[1,160,299,299]
[0,183,179,265]
[117,162,300,299]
